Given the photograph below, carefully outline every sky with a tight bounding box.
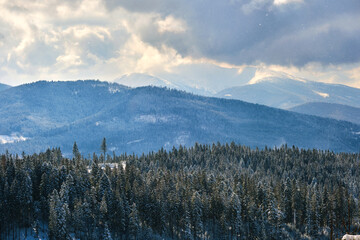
[0,0,359,90]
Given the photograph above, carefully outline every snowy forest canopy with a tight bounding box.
[0,142,359,239]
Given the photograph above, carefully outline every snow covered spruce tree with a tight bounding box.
[49,189,70,240]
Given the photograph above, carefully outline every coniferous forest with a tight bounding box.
[0,142,359,239]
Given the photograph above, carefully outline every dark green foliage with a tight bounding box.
[0,143,359,239]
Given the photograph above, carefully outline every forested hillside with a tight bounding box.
[1,80,360,155]
[0,83,10,92]
[290,102,360,125]
[1,143,359,239]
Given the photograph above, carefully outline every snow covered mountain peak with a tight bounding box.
[114,73,178,89]
[247,68,307,85]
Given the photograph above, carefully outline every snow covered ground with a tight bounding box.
[87,162,126,173]
[0,134,27,144]
[342,234,360,240]
[4,227,82,240]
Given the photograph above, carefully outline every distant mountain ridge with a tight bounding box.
[215,77,360,109]
[113,73,360,113]
[114,73,212,96]
[0,80,359,155]
[290,102,360,125]
[0,83,10,92]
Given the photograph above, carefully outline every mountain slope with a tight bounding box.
[215,77,360,109]
[0,83,10,92]
[114,73,177,88]
[0,80,359,155]
[290,102,360,125]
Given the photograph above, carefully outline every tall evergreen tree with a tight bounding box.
[101,138,107,160]
[129,202,140,239]
[103,223,113,240]
[183,205,193,240]
[73,142,79,159]
[229,193,243,240]
[191,191,203,239]
[49,189,70,240]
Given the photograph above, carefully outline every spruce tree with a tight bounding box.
[191,191,203,239]
[101,138,107,160]
[129,202,140,239]
[49,189,69,240]
[183,206,193,240]
[229,193,243,240]
[103,223,113,240]
[73,142,80,160]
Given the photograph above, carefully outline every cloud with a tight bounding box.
[106,0,360,67]
[273,0,303,6]
[158,15,186,33]
[0,0,359,89]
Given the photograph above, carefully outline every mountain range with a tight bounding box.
[114,73,213,96]
[114,73,360,125]
[215,77,360,109]
[0,80,359,156]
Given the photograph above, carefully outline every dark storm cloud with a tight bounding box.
[105,0,360,67]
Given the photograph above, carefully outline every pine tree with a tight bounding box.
[18,172,33,228]
[100,195,108,226]
[73,199,84,238]
[49,189,69,240]
[91,153,100,184]
[73,142,80,160]
[266,187,279,239]
[191,191,203,239]
[310,187,320,236]
[291,181,302,228]
[183,206,193,240]
[98,173,112,202]
[103,223,113,240]
[282,178,292,223]
[129,202,140,239]
[101,138,107,160]
[260,211,268,240]
[82,198,94,237]
[306,188,317,237]
[228,192,243,239]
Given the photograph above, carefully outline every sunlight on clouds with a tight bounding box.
[63,25,111,41]
[56,53,83,68]
[158,15,187,33]
[347,66,360,80]
[346,66,360,88]
[56,0,106,20]
[0,7,33,54]
[273,0,303,6]
[121,34,191,74]
[264,62,360,88]
[189,58,242,71]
